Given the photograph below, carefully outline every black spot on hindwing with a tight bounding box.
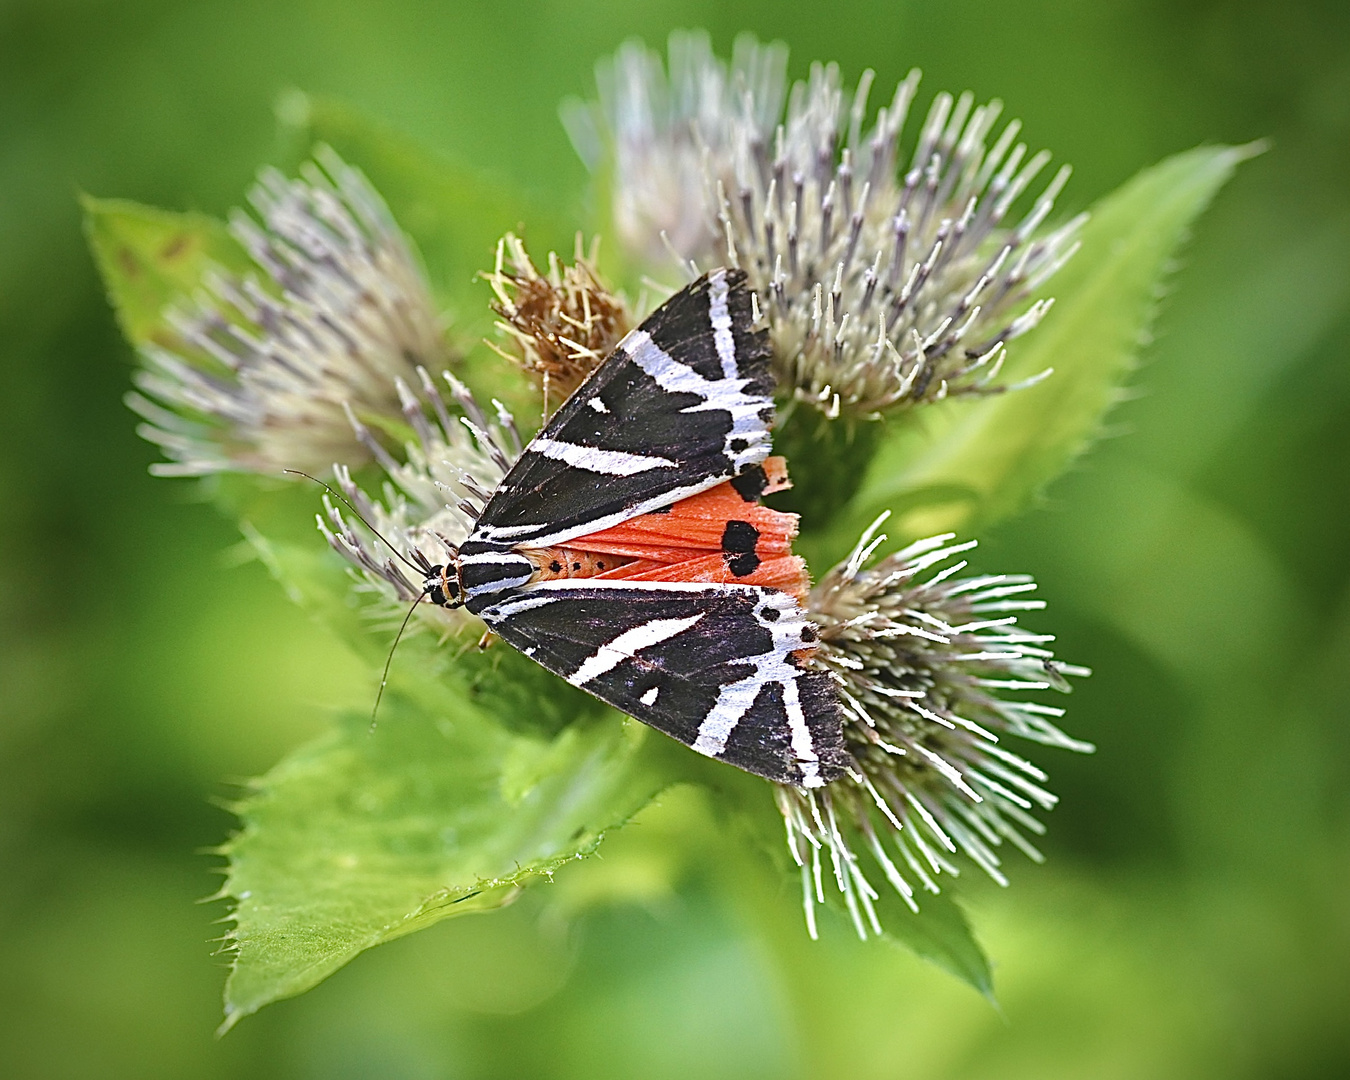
[730,465,768,502]
[721,519,761,577]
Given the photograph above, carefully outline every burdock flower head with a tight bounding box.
[565,32,1083,417]
[788,516,1091,936]
[127,146,447,476]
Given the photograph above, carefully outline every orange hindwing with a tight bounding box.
[563,457,810,599]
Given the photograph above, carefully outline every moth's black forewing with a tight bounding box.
[642,272,764,386]
[477,583,849,787]
[720,673,843,781]
[467,270,772,551]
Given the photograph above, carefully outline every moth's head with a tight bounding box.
[423,561,463,608]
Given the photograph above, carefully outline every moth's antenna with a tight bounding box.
[371,589,428,730]
[284,472,438,729]
[284,469,425,576]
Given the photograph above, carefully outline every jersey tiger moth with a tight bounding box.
[418,268,849,788]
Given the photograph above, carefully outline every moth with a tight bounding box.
[417,269,848,788]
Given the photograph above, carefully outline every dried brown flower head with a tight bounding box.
[484,234,632,413]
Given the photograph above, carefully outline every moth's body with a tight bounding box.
[522,546,630,582]
[420,269,848,789]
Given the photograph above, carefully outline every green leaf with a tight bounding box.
[82,196,252,350]
[711,771,993,997]
[238,525,407,668]
[214,518,676,1029]
[831,143,1258,552]
[874,889,993,998]
[219,689,670,1031]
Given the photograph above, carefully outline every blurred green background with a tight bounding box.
[3,0,1348,1077]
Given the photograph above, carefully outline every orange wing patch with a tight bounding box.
[593,552,810,597]
[567,456,810,599]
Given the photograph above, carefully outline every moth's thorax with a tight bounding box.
[456,548,535,607]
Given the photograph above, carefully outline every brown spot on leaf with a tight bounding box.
[159,233,191,261]
[117,246,141,279]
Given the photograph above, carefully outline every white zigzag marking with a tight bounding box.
[458,551,535,600]
[466,276,770,551]
[468,474,719,550]
[707,270,739,380]
[480,593,558,617]
[568,614,705,687]
[480,582,825,787]
[530,436,675,476]
[459,552,531,565]
[689,591,823,787]
[620,330,770,473]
